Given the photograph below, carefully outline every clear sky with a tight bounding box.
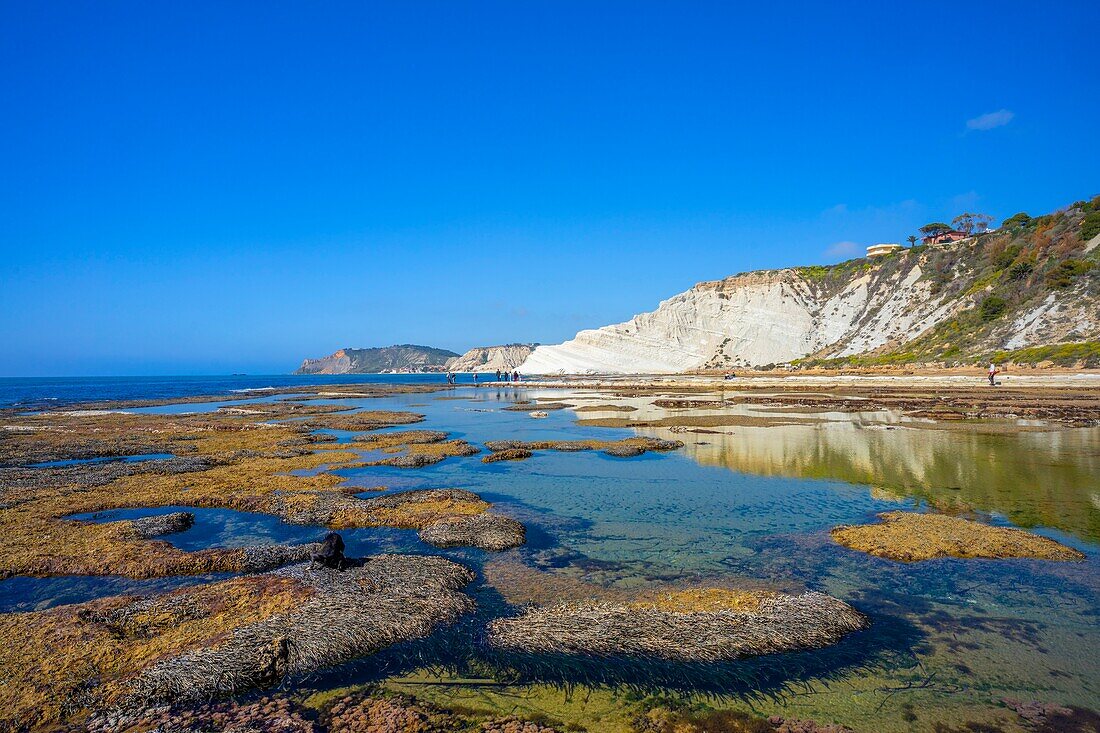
[1,1,1097,376]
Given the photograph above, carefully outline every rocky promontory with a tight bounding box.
[295,345,459,374]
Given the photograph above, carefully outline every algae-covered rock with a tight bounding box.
[129,511,195,539]
[482,437,683,461]
[420,512,526,551]
[830,511,1085,562]
[486,590,868,662]
[128,555,475,707]
[482,447,533,463]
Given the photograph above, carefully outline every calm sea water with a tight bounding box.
[3,379,1098,731]
[0,373,469,410]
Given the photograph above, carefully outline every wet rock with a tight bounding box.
[482,437,683,459]
[482,447,533,463]
[311,531,346,570]
[831,512,1086,562]
[420,513,526,551]
[602,444,645,457]
[767,716,855,733]
[236,542,320,572]
[487,591,868,662]
[129,511,195,539]
[90,695,317,733]
[481,715,561,732]
[377,452,439,468]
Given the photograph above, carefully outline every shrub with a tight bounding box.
[1008,260,1034,280]
[1046,259,1093,288]
[1081,211,1100,241]
[1001,212,1031,229]
[991,243,1022,270]
[979,295,1007,321]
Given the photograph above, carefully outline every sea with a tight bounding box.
[0,373,463,410]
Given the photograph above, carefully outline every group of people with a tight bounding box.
[444,370,520,385]
[495,369,520,383]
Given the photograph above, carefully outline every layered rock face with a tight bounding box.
[520,264,954,373]
[520,232,1100,374]
[445,344,537,372]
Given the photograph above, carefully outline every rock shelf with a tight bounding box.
[831,511,1086,562]
[1,555,477,730]
[487,590,868,663]
[483,437,683,461]
[419,512,526,551]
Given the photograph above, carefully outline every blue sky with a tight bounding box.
[1,1,1097,376]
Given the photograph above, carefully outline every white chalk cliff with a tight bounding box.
[519,227,1100,374]
[446,344,537,372]
[519,266,950,373]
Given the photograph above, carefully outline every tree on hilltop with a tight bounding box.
[919,222,952,238]
[906,235,917,248]
[952,213,993,236]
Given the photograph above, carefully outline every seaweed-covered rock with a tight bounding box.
[831,512,1086,562]
[486,591,868,662]
[90,695,317,733]
[234,542,320,572]
[481,716,561,733]
[420,513,526,551]
[602,444,645,457]
[767,717,855,733]
[375,452,440,468]
[482,437,683,460]
[125,555,476,708]
[482,448,533,463]
[128,511,195,539]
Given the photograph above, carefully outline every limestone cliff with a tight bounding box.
[521,198,1100,373]
[445,344,537,372]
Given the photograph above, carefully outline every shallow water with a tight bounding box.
[8,384,1100,731]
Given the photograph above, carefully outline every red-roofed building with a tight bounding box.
[922,229,969,245]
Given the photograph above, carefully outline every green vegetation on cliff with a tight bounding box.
[794,196,1100,368]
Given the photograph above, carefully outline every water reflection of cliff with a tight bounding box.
[634,420,1100,544]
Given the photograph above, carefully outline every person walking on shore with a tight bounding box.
[988,362,998,386]
[512,370,519,383]
[473,372,479,386]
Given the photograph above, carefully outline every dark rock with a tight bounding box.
[129,512,195,539]
[311,532,347,570]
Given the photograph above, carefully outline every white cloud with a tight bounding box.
[826,241,859,257]
[966,109,1014,131]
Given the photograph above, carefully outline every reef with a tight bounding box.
[486,589,868,663]
[830,511,1086,562]
[0,405,499,578]
[483,437,683,460]
[419,512,527,551]
[1,555,476,730]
